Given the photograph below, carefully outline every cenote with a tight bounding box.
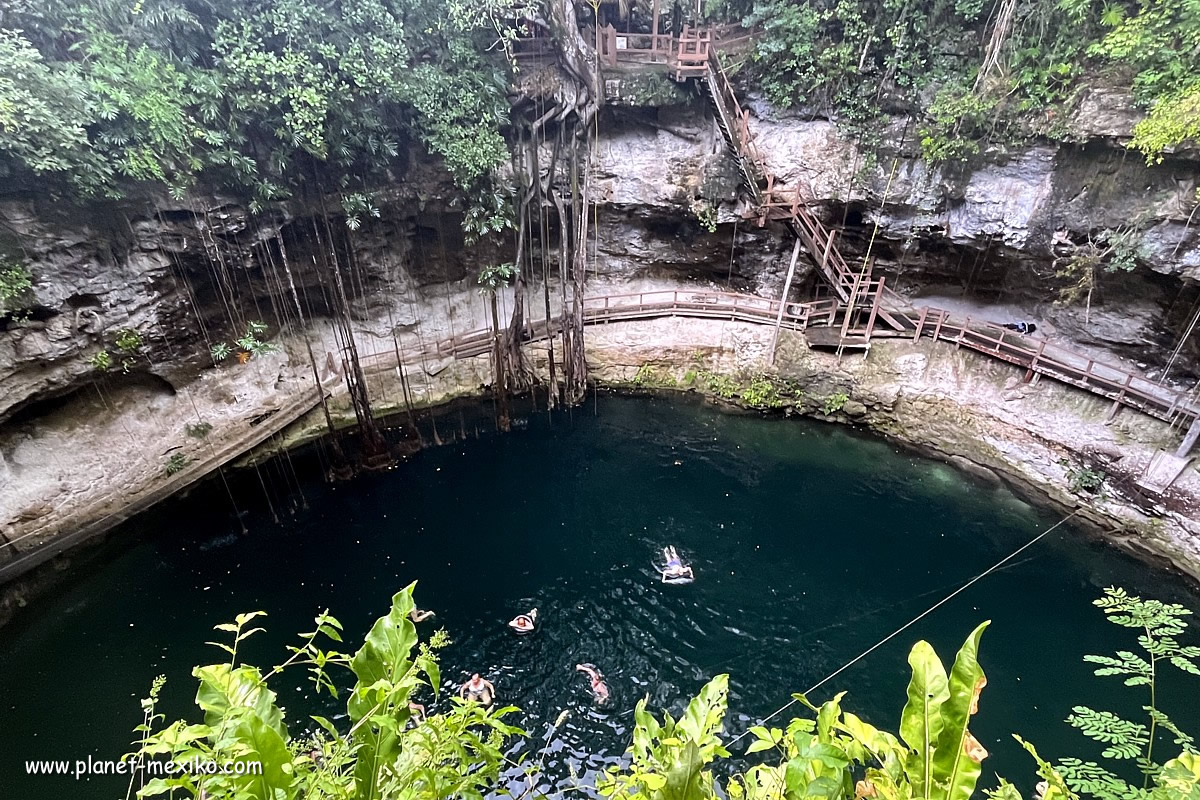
[2,395,1198,798]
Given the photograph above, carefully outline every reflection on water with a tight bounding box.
[1,395,1197,798]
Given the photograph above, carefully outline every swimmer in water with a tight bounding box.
[405,701,426,730]
[575,663,610,703]
[458,673,495,706]
[508,607,538,634]
[409,608,436,623]
[659,546,694,583]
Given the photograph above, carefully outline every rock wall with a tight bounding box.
[2,84,1199,583]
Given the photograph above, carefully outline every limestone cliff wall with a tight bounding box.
[2,86,1199,581]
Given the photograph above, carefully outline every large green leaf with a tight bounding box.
[189,663,295,800]
[900,640,951,799]
[227,711,297,800]
[193,663,286,740]
[348,583,420,722]
[930,621,991,800]
[1154,751,1200,800]
[348,584,423,800]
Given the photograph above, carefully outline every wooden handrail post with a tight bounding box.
[932,310,945,342]
[863,277,883,341]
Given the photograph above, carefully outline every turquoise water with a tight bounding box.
[1,395,1197,797]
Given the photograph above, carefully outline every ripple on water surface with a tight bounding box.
[1,395,1197,798]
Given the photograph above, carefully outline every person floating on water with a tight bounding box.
[458,673,495,706]
[659,545,694,584]
[508,608,538,634]
[409,608,436,623]
[575,663,610,703]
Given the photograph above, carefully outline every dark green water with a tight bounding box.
[2,395,1198,798]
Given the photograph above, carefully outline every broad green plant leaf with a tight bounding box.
[930,621,991,800]
[900,640,951,798]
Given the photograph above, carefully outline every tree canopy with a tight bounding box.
[0,0,522,217]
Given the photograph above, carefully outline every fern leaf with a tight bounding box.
[1068,707,1148,759]
[1057,758,1146,800]
[1169,656,1200,675]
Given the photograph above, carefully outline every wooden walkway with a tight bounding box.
[358,289,1200,428]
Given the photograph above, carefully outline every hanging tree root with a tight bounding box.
[503,0,599,407]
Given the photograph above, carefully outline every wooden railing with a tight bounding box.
[354,289,1199,427]
[497,26,1200,426]
[595,24,712,79]
[908,309,1198,424]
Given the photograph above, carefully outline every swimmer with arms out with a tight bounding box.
[408,608,436,623]
[575,663,610,703]
[459,673,495,706]
[508,608,538,634]
[659,546,694,583]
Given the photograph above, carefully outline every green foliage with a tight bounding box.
[1019,587,1200,800]
[734,0,1196,158]
[1066,707,1149,759]
[823,392,850,415]
[185,421,213,439]
[137,583,1200,800]
[920,87,999,163]
[1083,0,1200,103]
[0,0,524,220]
[691,199,719,233]
[0,261,33,312]
[461,182,516,245]
[1130,83,1200,163]
[164,452,190,475]
[235,321,275,359]
[745,0,986,141]
[1062,460,1107,495]
[731,623,991,800]
[0,29,99,190]
[129,584,524,800]
[698,370,740,400]
[115,328,143,353]
[209,322,273,365]
[599,674,730,800]
[633,363,679,388]
[741,375,786,408]
[1055,229,1143,311]
[90,350,113,372]
[476,262,517,293]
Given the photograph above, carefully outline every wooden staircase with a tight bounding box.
[691,48,918,338]
[598,28,1200,477]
